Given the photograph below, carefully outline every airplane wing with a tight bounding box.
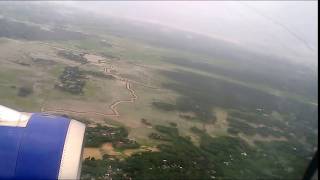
[0,105,86,179]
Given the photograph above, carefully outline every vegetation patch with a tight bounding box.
[152,100,215,123]
[168,122,177,127]
[13,61,31,66]
[152,101,176,111]
[227,116,289,138]
[85,124,139,149]
[31,57,56,66]
[148,132,171,142]
[229,110,318,146]
[82,156,125,180]
[82,125,313,179]
[160,69,317,149]
[193,127,311,180]
[17,86,33,97]
[57,50,88,64]
[55,66,86,94]
[141,118,152,126]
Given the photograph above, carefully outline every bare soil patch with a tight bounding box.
[82,148,103,160]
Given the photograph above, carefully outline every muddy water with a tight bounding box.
[82,147,103,160]
[82,143,120,160]
[82,143,160,159]
[84,54,105,64]
[100,143,121,156]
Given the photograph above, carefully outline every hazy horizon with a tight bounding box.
[57,1,318,66]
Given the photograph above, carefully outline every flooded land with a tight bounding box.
[0,2,317,180]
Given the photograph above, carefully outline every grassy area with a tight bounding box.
[0,65,44,111]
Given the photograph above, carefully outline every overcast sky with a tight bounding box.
[59,1,318,65]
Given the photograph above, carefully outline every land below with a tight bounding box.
[0,3,318,180]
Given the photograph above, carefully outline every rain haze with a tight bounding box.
[64,1,318,66]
